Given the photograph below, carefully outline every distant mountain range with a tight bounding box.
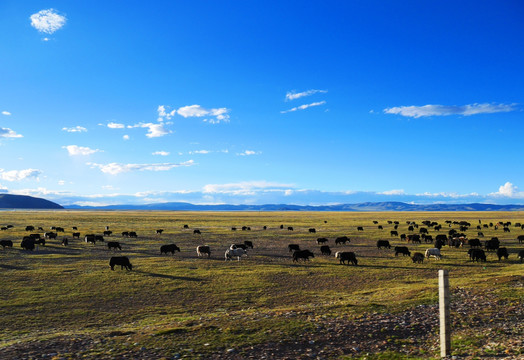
[64,201,524,211]
[2,193,524,211]
[0,194,63,209]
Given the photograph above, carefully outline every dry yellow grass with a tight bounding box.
[0,211,522,359]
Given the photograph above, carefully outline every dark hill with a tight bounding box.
[0,194,63,209]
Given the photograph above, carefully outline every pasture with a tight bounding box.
[0,211,522,359]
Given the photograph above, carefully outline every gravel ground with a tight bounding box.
[1,286,522,360]
[220,286,523,360]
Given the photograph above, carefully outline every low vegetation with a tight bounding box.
[0,211,522,359]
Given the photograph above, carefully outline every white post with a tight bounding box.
[439,269,451,358]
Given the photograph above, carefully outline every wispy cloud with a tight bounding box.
[285,89,327,101]
[104,104,228,140]
[237,150,261,156]
[152,151,170,156]
[384,103,516,118]
[0,128,22,138]
[106,115,172,138]
[2,111,11,116]
[177,105,230,123]
[88,160,194,175]
[281,101,326,113]
[62,126,87,133]
[63,145,101,156]
[415,191,479,198]
[0,169,41,182]
[107,122,125,129]
[10,187,72,197]
[17,183,524,207]
[189,150,211,155]
[379,189,405,195]
[30,9,66,34]
[203,181,294,195]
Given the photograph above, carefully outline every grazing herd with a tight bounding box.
[1,218,524,274]
[282,218,524,267]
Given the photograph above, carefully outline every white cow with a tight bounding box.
[225,247,247,261]
[425,248,442,260]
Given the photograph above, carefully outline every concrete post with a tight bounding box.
[439,269,451,357]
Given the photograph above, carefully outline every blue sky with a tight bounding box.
[1,1,524,206]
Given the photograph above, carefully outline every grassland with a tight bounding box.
[0,211,522,359]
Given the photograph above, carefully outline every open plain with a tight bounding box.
[0,211,522,359]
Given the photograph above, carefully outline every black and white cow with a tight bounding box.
[425,248,442,260]
[196,245,211,258]
[225,247,247,261]
[335,251,358,265]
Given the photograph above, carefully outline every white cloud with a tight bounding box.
[2,111,11,116]
[0,169,41,182]
[157,105,176,120]
[62,126,87,133]
[74,201,113,207]
[488,182,524,198]
[203,181,294,195]
[107,122,125,129]
[281,101,326,113]
[189,150,210,154]
[30,9,66,34]
[384,103,516,118]
[87,160,194,175]
[123,135,130,140]
[380,189,405,195]
[415,192,480,198]
[58,180,65,185]
[63,145,101,156]
[237,150,260,156]
[177,105,210,117]
[128,122,172,138]
[152,151,170,156]
[10,187,69,197]
[0,128,23,138]
[145,123,171,138]
[177,105,230,123]
[285,89,327,101]
[133,190,194,197]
